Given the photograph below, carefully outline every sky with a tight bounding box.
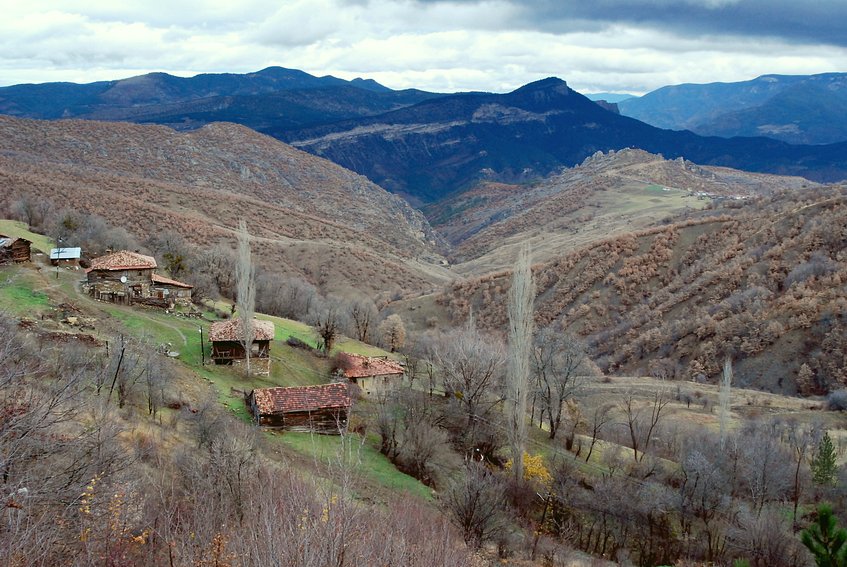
[2,0,846,95]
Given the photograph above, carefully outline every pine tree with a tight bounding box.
[801,504,847,567]
[812,432,839,486]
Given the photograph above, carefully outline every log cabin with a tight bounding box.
[334,352,405,397]
[209,318,274,376]
[0,235,31,264]
[247,382,352,433]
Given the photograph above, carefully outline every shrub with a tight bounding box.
[827,390,847,411]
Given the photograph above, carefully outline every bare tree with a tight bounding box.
[622,388,670,462]
[532,326,588,439]
[507,244,534,481]
[719,355,732,450]
[443,462,509,549]
[378,313,406,353]
[434,326,506,430]
[348,298,378,343]
[235,220,256,377]
[311,296,346,355]
[585,403,614,462]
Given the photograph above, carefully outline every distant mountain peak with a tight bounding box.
[511,77,568,94]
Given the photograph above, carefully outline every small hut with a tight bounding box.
[209,318,275,375]
[247,382,351,433]
[150,273,193,302]
[335,352,405,397]
[0,235,32,264]
[49,247,82,267]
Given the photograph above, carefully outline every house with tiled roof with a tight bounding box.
[247,382,352,433]
[209,318,275,375]
[83,250,192,306]
[334,352,405,397]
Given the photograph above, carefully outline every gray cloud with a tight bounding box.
[0,0,845,94]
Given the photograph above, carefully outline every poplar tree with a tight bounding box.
[235,220,256,377]
[507,245,534,482]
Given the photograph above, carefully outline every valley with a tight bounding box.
[2,66,847,566]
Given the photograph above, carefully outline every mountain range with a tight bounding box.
[619,73,847,145]
[2,68,847,205]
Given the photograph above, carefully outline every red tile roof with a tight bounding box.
[151,273,193,288]
[336,352,404,379]
[209,318,275,342]
[251,382,352,415]
[89,250,157,271]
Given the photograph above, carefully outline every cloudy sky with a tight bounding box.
[2,0,846,95]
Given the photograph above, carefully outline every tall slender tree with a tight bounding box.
[507,244,534,482]
[235,220,256,377]
[719,355,733,450]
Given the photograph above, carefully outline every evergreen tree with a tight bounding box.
[802,504,847,567]
[812,431,839,486]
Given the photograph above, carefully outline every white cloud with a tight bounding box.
[0,0,845,94]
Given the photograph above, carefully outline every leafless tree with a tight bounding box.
[622,388,671,462]
[348,298,377,343]
[533,326,589,440]
[443,462,510,549]
[507,244,534,481]
[433,326,505,448]
[585,403,614,462]
[235,220,256,377]
[311,296,346,354]
[719,355,732,450]
[378,313,406,352]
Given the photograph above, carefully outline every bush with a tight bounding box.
[827,390,847,411]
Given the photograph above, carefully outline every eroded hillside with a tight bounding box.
[437,185,847,394]
[0,116,451,296]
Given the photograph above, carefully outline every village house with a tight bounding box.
[334,352,405,397]
[83,250,192,306]
[247,382,352,433]
[0,235,32,264]
[209,318,274,376]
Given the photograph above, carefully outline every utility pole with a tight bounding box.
[55,239,62,279]
[198,326,205,365]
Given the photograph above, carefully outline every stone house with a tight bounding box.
[84,250,192,306]
[334,352,405,397]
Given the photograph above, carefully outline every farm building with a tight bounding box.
[0,235,31,264]
[49,247,82,267]
[334,352,405,397]
[209,318,275,376]
[83,250,192,306]
[247,382,352,433]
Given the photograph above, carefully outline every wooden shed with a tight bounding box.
[50,247,82,267]
[335,352,405,397]
[209,318,274,375]
[247,382,352,433]
[0,235,31,264]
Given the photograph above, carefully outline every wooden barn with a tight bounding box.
[0,235,31,264]
[84,250,192,306]
[247,382,352,433]
[335,352,405,397]
[209,318,275,375]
